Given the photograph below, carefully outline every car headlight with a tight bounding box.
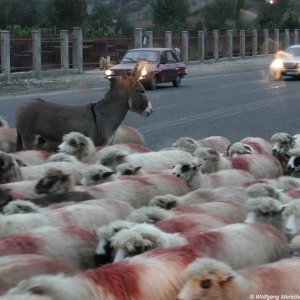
[105,69,113,76]
[141,68,147,76]
[270,58,283,69]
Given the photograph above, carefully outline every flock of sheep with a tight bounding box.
[1,115,300,299]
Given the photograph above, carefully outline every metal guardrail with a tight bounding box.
[0,27,299,81]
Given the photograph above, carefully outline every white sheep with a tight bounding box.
[177,257,300,300]
[7,246,199,300]
[0,294,52,300]
[244,197,285,229]
[149,186,248,209]
[226,136,272,156]
[80,164,115,185]
[286,148,300,177]
[194,147,283,179]
[96,147,194,173]
[46,152,81,164]
[0,254,77,295]
[271,132,300,155]
[0,199,134,236]
[9,150,53,166]
[0,180,40,199]
[76,173,191,208]
[0,151,83,184]
[0,128,17,153]
[115,162,146,176]
[244,181,292,203]
[0,225,98,269]
[111,222,290,269]
[156,212,232,234]
[172,160,255,190]
[58,131,97,164]
[111,124,147,146]
[172,136,231,154]
[282,200,300,236]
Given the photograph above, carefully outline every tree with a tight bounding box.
[149,0,190,34]
[54,0,87,30]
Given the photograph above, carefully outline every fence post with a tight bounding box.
[274,29,280,52]
[227,30,233,61]
[165,31,172,48]
[198,31,205,63]
[240,30,245,58]
[72,27,83,73]
[134,28,143,48]
[182,31,189,65]
[0,31,11,81]
[263,29,269,55]
[32,30,42,79]
[144,31,153,47]
[294,29,299,45]
[60,30,69,73]
[213,30,219,61]
[284,29,289,49]
[252,29,257,57]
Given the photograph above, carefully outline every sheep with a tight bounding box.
[194,147,283,179]
[126,206,175,224]
[0,188,13,212]
[7,246,199,300]
[96,147,194,173]
[111,124,147,146]
[79,165,115,186]
[0,180,39,199]
[0,128,16,153]
[226,137,272,157]
[244,197,285,229]
[116,162,146,176]
[172,160,255,190]
[149,186,248,209]
[9,150,52,166]
[286,148,300,177]
[281,200,300,236]
[58,132,97,164]
[46,152,81,164]
[95,220,137,265]
[156,212,232,234]
[0,151,83,184]
[0,225,98,269]
[177,257,300,300]
[0,254,77,295]
[171,201,246,223]
[0,294,52,300]
[76,173,190,208]
[244,182,292,203]
[2,200,42,215]
[111,222,290,269]
[172,136,231,154]
[271,132,300,155]
[0,199,134,236]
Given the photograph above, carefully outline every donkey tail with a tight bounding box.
[16,130,23,151]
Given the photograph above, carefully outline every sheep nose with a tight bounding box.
[272,149,279,155]
[286,166,294,174]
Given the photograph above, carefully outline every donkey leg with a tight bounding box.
[21,134,37,150]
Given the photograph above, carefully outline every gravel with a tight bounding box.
[0,55,273,97]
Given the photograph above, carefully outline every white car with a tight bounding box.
[269,44,300,80]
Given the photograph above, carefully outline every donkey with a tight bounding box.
[15,62,153,151]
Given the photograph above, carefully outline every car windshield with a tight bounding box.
[122,50,159,62]
[286,47,300,57]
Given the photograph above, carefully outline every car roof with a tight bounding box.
[287,44,300,49]
[128,48,174,52]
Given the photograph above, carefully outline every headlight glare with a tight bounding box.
[105,69,113,76]
[271,58,283,69]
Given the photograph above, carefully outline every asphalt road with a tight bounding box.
[1,68,300,151]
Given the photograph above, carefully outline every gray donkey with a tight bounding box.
[15,63,153,150]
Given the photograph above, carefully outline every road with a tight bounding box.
[1,69,300,150]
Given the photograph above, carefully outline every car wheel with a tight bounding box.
[173,74,182,87]
[149,75,158,90]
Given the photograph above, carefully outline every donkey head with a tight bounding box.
[113,62,153,117]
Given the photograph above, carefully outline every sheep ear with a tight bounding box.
[226,144,232,156]
[29,286,47,295]
[134,166,142,172]
[220,275,235,285]
[208,149,220,161]
[278,204,287,212]
[244,145,252,154]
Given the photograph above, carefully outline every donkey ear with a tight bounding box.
[132,61,145,81]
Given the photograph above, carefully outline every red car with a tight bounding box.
[105,47,187,90]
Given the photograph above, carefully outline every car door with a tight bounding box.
[159,51,169,82]
[165,50,178,81]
